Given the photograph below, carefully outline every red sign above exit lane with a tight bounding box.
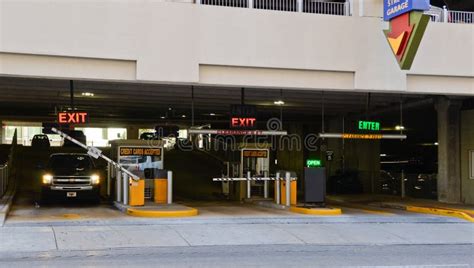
[231,117,256,128]
[58,112,88,124]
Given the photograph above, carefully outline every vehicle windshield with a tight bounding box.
[48,155,93,171]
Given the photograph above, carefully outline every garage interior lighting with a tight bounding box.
[81,92,94,97]
[209,113,216,116]
[160,116,165,119]
[395,125,405,130]
[181,115,186,118]
[274,100,285,105]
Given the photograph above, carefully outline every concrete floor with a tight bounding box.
[6,191,466,227]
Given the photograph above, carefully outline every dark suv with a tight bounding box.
[31,134,50,148]
[41,153,100,202]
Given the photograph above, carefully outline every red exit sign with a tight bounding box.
[231,117,256,129]
[58,112,88,124]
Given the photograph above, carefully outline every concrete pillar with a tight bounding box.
[126,126,139,140]
[435,97,462,203]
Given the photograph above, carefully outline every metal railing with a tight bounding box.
[200,0,248,8]
[0,164,9,198]
[426,6,474,24]
[198,0,350,16]
[448,10,474,24]
[303,0,347,15]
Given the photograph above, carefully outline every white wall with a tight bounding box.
[0,0,473,95]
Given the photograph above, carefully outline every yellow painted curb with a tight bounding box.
[290,206,342,215]
[127,207,198,218]
[406,206,474,223]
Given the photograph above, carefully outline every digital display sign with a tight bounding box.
[120,147,162,156]
[58,112,88,124]
[306,159,322,168]
[358,121,380,131]
[230,104,257,129]
[242,150,268,158]
[342,134,383,140]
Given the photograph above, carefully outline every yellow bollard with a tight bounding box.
[129,179,145,206]
[281,180,297,206]
[154,178,168,204]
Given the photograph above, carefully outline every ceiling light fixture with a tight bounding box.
[81,92,94,97]
[274,100,285,105]
[181,115,186,118]
[209,113,216,116]
[395,125,405,130]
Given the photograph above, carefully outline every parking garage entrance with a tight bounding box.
[0,77,473,223]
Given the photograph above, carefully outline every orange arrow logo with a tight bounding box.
[388,32,406,56]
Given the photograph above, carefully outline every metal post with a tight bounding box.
[285,172,291,207]
[107,163,111,197]
[401,169,406,198]
[167,170,173,204]
[344,0,350,16]
[116,170,122,202]
[247,171,251,199]
[248,0,253,9]
[196,0,201,4]
[297,0,302,12]
[123,173,129,205]
[264,171,269,199]
[275,172,280,204]
[443,6,448,23]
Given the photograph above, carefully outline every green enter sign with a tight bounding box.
[358,121,380,131]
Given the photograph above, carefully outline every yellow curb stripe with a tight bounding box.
[437,207,474,215]
[338,205,394,216]
[290,206,342,216]
[127,207,198,218]
[406,206,474,223]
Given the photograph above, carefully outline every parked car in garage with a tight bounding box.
[40,153,101,202]
[31,134,51,148]
[327,169,363,194]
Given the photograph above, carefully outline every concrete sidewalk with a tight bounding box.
[0,221,472,253]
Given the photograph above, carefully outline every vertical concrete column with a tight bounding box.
[436,97,462,203]
[126,126,139,140]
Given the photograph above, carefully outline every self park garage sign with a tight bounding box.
[383,0,430,70]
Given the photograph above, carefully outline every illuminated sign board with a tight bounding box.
[231,117,256,128]
[58,112,88,124]
[358,121,380,131]
[242,150,268,158]
[120,147,162,156]
[383,0,430,70]
[342,134,383,140]
[383,0,430,21]
[230,104,257,129]
[319,133,406,140]
[306,159,322,168]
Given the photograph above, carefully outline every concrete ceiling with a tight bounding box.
[0,76,439,125]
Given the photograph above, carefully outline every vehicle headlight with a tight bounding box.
[42,174,53,184]
[91,174,100,185]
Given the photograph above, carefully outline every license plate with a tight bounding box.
[67,192,77,197]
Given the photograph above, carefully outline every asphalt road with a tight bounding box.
[0,244,472,267]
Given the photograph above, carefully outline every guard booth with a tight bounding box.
[239,146,270,200]
[109,140,171,206]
